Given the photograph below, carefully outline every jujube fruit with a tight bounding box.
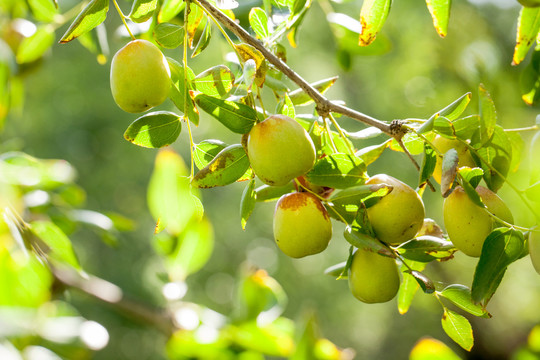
[273,192,332,258]
[431,135,475,184]
[528,230,540,275]
[365,174,425,245]
[247,115,316,186]
[443,186,513,257]
[110,39,171,113]
[348,248,400,304]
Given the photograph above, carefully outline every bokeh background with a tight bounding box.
[2,0,540,359]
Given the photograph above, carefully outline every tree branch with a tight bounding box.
[194,0,393,136]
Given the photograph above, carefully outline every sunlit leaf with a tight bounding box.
[187,2,205,48]
[513,7,540,65]
[398,260,426,314]
[397,236,456,262]
[194,139,227,169]
[358,0,392,46]
[420,142,436,187]
[240,179,256,230]
[191,144,250,188]
[255,183,296,202]
[192,65,234,98]
[59,0,109,43]
[306,153,367,188]
[425,0,452,37]
[405,269,435,294]
[17,25,55,63]
[288,77,338,106]
[158,0,184,23]
[30,220,81,270]
[355,139,391,166]
[191,21,212,58]
[153,23,184,49]
[234,43,267,87]
[167,57,199,125]
[124,111,181,148]
[249,7,270,39]
[441,309,474,351]
[478,84,497,145]
[28,0,58,22]
[129,0,158,23]
[343,226,393,256]
[439,284,490,318]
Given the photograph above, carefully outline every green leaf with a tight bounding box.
[328,183,392,223]
[472,228,524,305]
[439,284,490,318]
[28,0,58,22]
[390,132,425,155]
[513,7,540,65]
[153,23,184,49]
[398,260,426,314]
[358,0,392,46]
[194,139,227,169]
[405,269,435,294]
[420,142,437,187]
[191,144,250,188]
[240,179,256,230]
[129,0,158,23]
[346,126,383,140]
[255,183,295,202]
[237,270,287,323]
[277,93,296,118]
[30,220,81,270]
[148,150,202,235]
[191,21,212,58]
[355,139,391,166]
[165,217,213,280]
[478,84,497,145]
[17,25,55,63]
[234,43,267,87]
[249,7,270,39]
[425,0,452,37]
[458,167,483,189]
[59,0,109,43]
[187,3,205,48]
[306,153,367,189]
[453,115,480,140]
[418,93,471,135]
[288,77,338,106]
[167,57,199,125]
[324,261,348,279]
[193,93,257,134]
[397,236,456,262]
[192,65,234,98]
[441,309,474,351]
[343,226,393,257]
[158,0,184,23]
[460,177,484,208]
[124,111,181,149]
[440,148,458,197]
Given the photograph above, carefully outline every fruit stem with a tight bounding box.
[328,113,355,155]
[112,0,136,41]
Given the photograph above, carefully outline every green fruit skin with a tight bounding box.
[348,248,400,304]
[431,135,476,184]
[529,230,540,275]
[273,192,332,258]
[518,0,540,7]
[247,115,316,186]
[365,174,425,245]
[110,39,171,113]
[443,186,514,257]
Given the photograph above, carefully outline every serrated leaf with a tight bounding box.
[420,142,437,187]
[397,236,456,262]
[441,309,474,351]
[17,25,55,63]
[441,148,458,197]
[513,7,540,65]
[192,144,250,188]
[193,92,257,133]
[30,220,81,270]
[148,150,202,235]
[471,228,524,305]
[355,139,391,166]
[192,65,234,98]
[425,0,452,37]
[158,0,184,23]
[398,260,426,314]
[439,284,490,318]
[359,0,392,46]
[59,0,109,43]
[249,7,270,39]
[194,139,227,170]
[288,77,338,106]
[124,111,181,148]
[306,153,367,189]
[167,57,199,125]
[153,23,184,49]
[478,84,497,145]
[343,226,393,257]
[240,179,256,229]
[405,269,435,294]
[129,0,158,23]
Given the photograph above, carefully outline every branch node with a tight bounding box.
[389,120,408,141]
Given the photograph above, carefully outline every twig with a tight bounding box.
[193,0,393,136]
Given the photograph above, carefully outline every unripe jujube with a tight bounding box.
[443,186,513,257]
[348,248,400,304]
[247,115,316,186]
[273,192,332,258]
[110,39,171,113]
[365,174,425,245]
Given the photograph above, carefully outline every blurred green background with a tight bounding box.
[2,0,540,359]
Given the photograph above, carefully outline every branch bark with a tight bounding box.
[194,0,394,136]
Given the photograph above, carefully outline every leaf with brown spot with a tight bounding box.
[191,144,250,188]
[359,0,392,47]
[425,0,452,37]
[513,7,540,65]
